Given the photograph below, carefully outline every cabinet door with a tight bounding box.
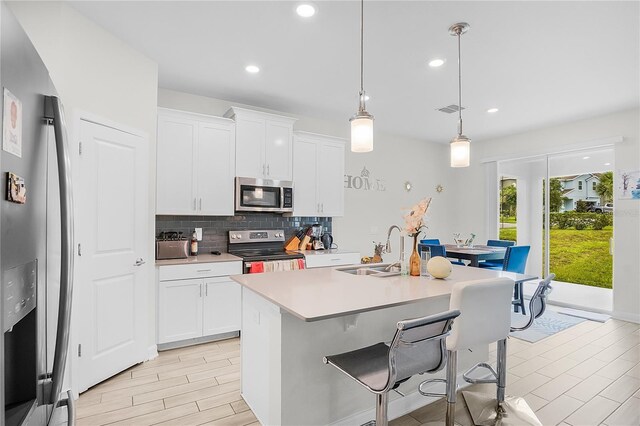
[197,121,235,215]
[265,120,293,181]
[235,117,265,178]
[158,279,203,344]
[202,278,241,336]
[318,141,345,216]
[156,114,197,214]
[292,137,319,216]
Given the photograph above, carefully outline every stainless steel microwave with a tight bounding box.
[235,177,294,213]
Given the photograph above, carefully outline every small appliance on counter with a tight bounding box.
[321,232,336,250]
[156,231,189,260]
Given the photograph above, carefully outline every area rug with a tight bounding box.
[510,309,586,343]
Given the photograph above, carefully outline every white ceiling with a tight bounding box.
[68,1,640,143]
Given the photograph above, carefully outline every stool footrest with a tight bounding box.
[418,378,447,397]
[463,362,499,384]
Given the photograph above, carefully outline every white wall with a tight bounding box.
[158,88,455,258]
[452,108,640,322]
[7,0,160,368]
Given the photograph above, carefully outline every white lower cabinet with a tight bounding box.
[202,277,241,336]
[158,279,203,343]
[157,262,242,345]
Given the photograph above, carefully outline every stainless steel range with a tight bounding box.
[228,230,305,274]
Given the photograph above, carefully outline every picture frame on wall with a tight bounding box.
[618,169,640,200]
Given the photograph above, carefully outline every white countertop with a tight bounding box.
[155,253,242,266]
[231,265,537,322]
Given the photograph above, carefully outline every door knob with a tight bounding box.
[134,258,146,266]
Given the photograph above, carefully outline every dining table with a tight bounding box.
[444,244,508,267]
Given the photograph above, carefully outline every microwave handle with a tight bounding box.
[280,188,285,209]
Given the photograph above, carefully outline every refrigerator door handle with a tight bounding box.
[44,95,75,409]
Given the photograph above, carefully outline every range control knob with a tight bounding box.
[237,234,242,239]
[231,234,237,239]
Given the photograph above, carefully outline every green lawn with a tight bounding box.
[499,227,612,289]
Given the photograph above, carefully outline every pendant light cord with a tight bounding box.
[457,30,463,136]
[360,0,364,101]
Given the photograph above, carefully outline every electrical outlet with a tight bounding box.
[195,228,203,241]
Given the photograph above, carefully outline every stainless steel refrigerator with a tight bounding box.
[1,3,75,426]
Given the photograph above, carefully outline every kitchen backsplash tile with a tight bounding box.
[156,213,332,253]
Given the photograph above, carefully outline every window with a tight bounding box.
[578,181,583,190]
[593,181,597,190]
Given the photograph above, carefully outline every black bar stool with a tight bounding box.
[323,309,461,426]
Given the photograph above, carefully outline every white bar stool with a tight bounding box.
[462,274,555,426]
[323,309,461,426]
[419,277,515,426]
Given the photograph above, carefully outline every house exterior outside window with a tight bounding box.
[559,173,603,211]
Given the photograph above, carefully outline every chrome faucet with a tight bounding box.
[384,225,405,272]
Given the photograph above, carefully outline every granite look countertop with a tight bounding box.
[155,253,242,266]
[232,265,536,322]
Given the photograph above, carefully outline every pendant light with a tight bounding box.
[449,22,471,167]
[350,0,373,153]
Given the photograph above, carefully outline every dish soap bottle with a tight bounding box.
[190,230,198,256]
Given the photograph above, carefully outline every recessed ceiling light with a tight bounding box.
[583,156,590,160]
[296,4,316,17]
[487,108,499,113]
[604,162,611,166]
[428,58,445,68]
[245,65,260,74]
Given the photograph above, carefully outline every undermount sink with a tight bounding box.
[335,263,402,278]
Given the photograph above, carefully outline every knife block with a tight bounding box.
[284,236,300,251]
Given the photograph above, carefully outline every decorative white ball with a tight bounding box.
[427,256,453,279]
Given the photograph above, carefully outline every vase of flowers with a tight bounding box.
[404,197,432,276]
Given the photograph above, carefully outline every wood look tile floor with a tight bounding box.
[78,318,640,426]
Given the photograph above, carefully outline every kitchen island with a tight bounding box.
[232,266,535,425]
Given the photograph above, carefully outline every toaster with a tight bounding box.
[156,239,189,260]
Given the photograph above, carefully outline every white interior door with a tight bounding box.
[78,119,149,391]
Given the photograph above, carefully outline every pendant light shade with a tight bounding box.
[450,134,470,167]
[350,0,373,153]
[449,22,471,167]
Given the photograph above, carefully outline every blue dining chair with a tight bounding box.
[478,245,530,314]
[420,238,441,245]
[504,245,530,314]
[418,244,465,266]
[478,239,515,269]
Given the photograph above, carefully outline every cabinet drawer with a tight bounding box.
[305,252,360,269]
[159,262,242,281]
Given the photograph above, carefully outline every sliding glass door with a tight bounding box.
[497,147,614,290]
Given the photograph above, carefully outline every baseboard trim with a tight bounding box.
[157,331,240,351]
[329,371,491,426]
[146,344,159,361]
[612,310,640,324]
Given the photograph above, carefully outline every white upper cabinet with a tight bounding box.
[224,107,296,181]
[292,132,346,217]
[156,113,197,215]
[157,108,235,215]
